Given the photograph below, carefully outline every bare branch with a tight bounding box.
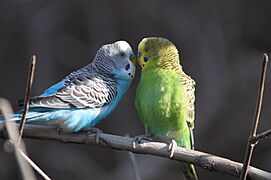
[18,55,36,145]
[250,129,271,144]
[0,98,36,180]
[240,53,269,180]
[0,124,270,180]
[0,98,51,180]
[18,148,51,180]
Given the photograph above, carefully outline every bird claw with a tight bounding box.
[132,135,152,149]
[88,127,103,144]
[168,139,177,158]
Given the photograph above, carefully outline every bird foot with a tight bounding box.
[168,139,177,158]
[88,127,103,144]
[132,135,152,149]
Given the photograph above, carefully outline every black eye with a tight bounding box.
[120,52,125,57]
[145,48,149,52]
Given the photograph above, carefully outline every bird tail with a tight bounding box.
[0,110,49,122]
[0,112,21,128]
[178,162,198,180]
[0,113,20,121]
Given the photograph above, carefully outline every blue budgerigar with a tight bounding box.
[1,41,136,133]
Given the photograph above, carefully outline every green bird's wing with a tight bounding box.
[179,70,196,149]
[178,70,198,180]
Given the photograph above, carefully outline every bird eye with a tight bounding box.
[120,52,125,57]
[145,48,149,52]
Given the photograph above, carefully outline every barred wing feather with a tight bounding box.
[29,74,118,109]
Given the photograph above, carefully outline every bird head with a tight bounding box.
[137,37,179,69]
[94,40,136,80]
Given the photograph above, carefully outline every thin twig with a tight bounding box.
[18,148,51,180]
[0,98,36,180]
[0,98,51,180]
[240,53,269,180]
[0,124,270,180]
[18,55,36,145]
[251,129,271,144]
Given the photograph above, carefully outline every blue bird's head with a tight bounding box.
[94,41,136,80]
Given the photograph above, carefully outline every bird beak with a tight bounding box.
[129,53,136,65]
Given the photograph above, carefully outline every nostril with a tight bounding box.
[125,63,130,71]
[131,75,134,78]
[137,51,142,57]
[128,73,131,76]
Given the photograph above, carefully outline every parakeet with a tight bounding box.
[135,37,197,180]
[1,40,136,134]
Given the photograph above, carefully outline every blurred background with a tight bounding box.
[0,0,271,179]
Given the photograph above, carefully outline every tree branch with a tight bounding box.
[0,99,50,180]
[0,124,270,180]
[251,129,271,144]
[18,55,36,145]
[240,53,269,180]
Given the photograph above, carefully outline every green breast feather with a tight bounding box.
[135,67,191,148]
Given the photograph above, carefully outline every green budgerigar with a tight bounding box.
[135,37,197,180]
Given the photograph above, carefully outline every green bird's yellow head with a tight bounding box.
[137,37,180,69]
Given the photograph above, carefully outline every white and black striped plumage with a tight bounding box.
[5,40,136,132]
[29,66,119,109]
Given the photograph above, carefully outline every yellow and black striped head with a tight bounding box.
[137,37,180,69]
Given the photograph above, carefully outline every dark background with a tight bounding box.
[0,0,271,179]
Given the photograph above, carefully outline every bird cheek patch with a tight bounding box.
[140,61,146,68]
[139,57,148,68]
[144,57,148,62]
[125,63,130,71]
[125,62,135,79]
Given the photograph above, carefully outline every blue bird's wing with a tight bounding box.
[16,80,65,106]
[40,81,65,97]
[28,73,118,109]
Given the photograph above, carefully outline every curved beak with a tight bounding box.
[129,53,136,65]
